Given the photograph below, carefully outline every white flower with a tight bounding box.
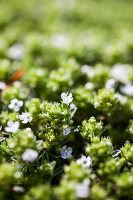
[5,120,20,133]
[75,179,90,198]
[94,101,100,108]
[81,65,90,73]
[22,149,38,163]
[76,155,92,168]
[19,113,32,124]
[8,99,23,112]
[115,93,127,104]
[13,81,21,87]
[70,103,77,117]
[81,65,94,78]
[111,64,130,83]
[36,69,44,76]
[61,147,72,159]
[63,128,71,136]
[12,186,24,193]
[0,81,6,90]
[105,79,116,90]
[85,82,94,90]
[50,34,70,49]
[120,82,133,96]
[61,92,73,104]
[74,128,79,132]
[8,43,24,60]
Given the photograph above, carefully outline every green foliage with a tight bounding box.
[0,0,133,199]
[1,83,29,104]
[7,128,40,156]
[94,88,120,114]
[81,117,103,138]
[23,184,52,200]
[86,136,113,164]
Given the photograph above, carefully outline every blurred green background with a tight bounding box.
[0,0,133,33]
[0,0,133,67]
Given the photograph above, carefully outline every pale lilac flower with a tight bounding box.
[0,81,6,90]
[120,82,133,96]
[111,64,130,83]
[105,79,116,90]
[75,179,90,198]
[8,99,23,112]
[61,147,72,159]
[8,43,24,60]
[5,120,20,133]
[50,34,70,49]
[22,149,38,163]
[61,92,73,104]
[63,128,71,136]
[76,155,92,168]
[19,113,32,124]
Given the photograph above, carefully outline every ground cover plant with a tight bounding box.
[0,0,133,199]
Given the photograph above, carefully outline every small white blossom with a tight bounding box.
[5,120,20,133]
[63,128,71,136]
[85,82,94,90]
[75,179,90,198]
[115,93,127,104]
[111,64,130,83]
[25,128,32,131]
[19,113,32,124]
[8,99,23,112]
[105,79,116,90]
[8,43,24,60]
[81,65,90,74]
[36,69,44,76]
[22,149,38,163]
[0,81,6,90]
[61,147,72,159]
[76,155,92,168]
[120,82,133,96]
[61,92,73,104]
[13,81,21,87]
[81,65,94,78]
[12,186,24,193]
[50,34,70,49]
[14,171,22,179]
[94,101,100,108]
[74,128,79,132]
